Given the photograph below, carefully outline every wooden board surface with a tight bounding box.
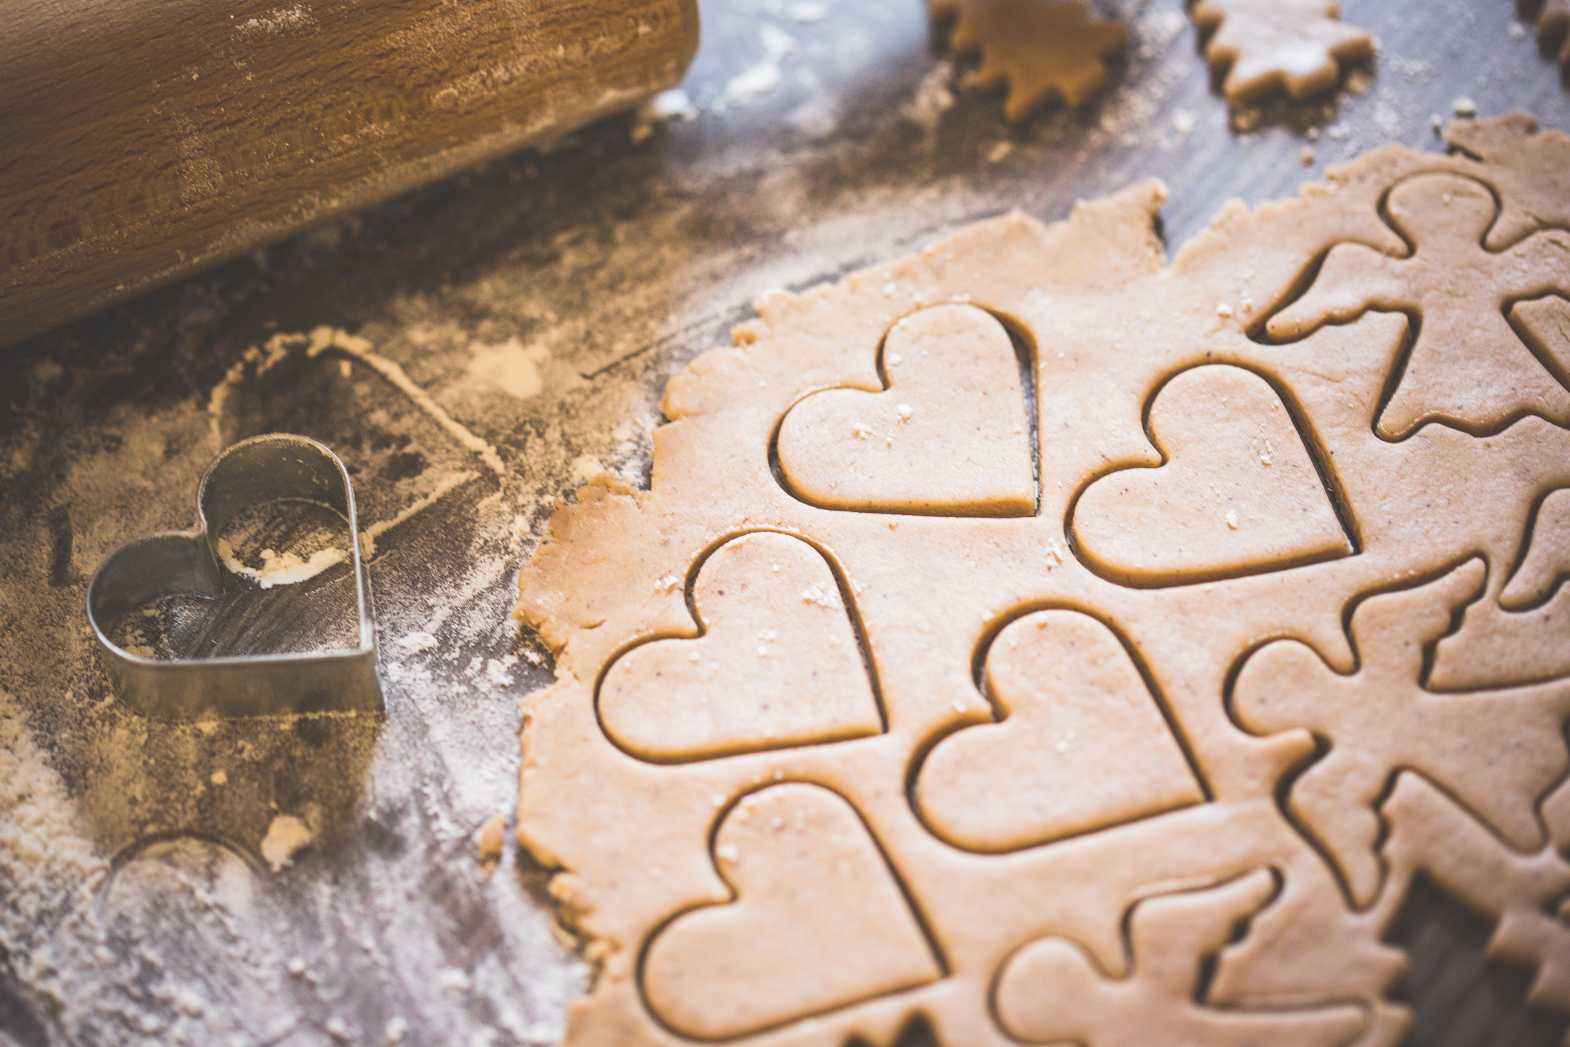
[0,0,698,348]
[2,1,1569,1044]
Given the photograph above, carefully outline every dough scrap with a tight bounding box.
[515,116,1570,1046]
[643,783,942,1039]
[1444,113,1570,248]
[914,609,1204,852]
[776,304,1035,516]
[1189,0,1374,103]
[994,870,1367,1044]
[1234,559,1570,906]
[1431,483,1570,689]
[1267,172,1570,438]
[929,0,1128,120]
[1376,771,1570,1010]
[1070,365,1352,586]
[1504,487,1570,608]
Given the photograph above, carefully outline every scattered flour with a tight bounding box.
[907,62,956,130]
[465,338,550,400]
[720,25,797,107]
[631,88,700,143]
[398,630,440,654]
[234,4,316,38]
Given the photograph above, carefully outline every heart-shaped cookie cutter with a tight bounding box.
[86,433,383,720]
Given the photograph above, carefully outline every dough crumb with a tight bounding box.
[716,843,740,863]
[1216,303,1234,319]
[209,769,227,786]
[851,422,875,440]
[1226,509,1241,530]
[1044,542,1064,571]
[260,813,315,872]
[474,814,508,867]
[287,958,306,977]
[385,1017,409,1044]
[896,403,914,422]
[1453,96,1478,117]
[801,584,839,608]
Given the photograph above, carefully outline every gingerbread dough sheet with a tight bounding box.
[515,116,1570,1046]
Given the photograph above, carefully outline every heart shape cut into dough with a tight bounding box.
[1071,365,1352,587]
[776,303,1035,516]
[598,532,882,763]
[643,783,943,1039]
[914,609,1204,852]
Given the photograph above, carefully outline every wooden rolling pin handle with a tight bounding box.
[0,0,700,348]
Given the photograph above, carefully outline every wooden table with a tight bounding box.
[2,1,1568,1044]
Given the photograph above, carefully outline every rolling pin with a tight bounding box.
[0,0,699,348]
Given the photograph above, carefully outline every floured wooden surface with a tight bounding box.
[3,1,1570,1045]
[513,116,1570,1045]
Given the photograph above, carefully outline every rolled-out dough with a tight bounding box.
[515,115,1570,1046]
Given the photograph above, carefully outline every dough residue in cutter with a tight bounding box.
[216,538,348,589]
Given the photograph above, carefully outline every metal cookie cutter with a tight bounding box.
[86,433,383,720]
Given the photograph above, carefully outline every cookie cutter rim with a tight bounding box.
[85,433,384,720]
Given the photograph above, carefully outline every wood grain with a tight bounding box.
[0,0,699,348]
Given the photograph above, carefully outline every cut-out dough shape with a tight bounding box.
[929,0,1128,120]
[1234,559,1570,907]
[598,533,881,762]
[914,609,1203,852]
[1379,771,1570,1011]
[776,304,1035,516]
[1530,0,1570,68]
[642,783,943,1039]
[995,870,1366,1044]
[1432,485,1570,688]
[1189,0,1374,103]
[1445,114,1570,249]
[1505,487,1570,608]
[1071,365,1352,587]
[1268,173,1570,438]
